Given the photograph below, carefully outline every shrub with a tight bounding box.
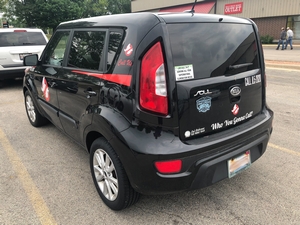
[46,34,52,40]
[260,35,274,44]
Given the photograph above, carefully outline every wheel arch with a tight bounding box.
[84,107,131,154]
[23,75,45,118]
[83,108,140,189]
[85,131,103,153]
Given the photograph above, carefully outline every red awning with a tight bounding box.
[160,2,215,13]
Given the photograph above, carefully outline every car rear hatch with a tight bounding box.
[166,22,263,140]
[0,30,47,67]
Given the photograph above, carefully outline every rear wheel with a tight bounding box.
[24,91,48,127]
[90,137,140,210]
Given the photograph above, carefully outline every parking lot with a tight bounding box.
[1,64,300,224]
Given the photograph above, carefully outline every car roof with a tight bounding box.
[0,28,44,33]
[156,12,252,24]
[58,12,161,30]
[57,12,252,30]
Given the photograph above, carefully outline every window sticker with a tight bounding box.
[124,43,133,57]
[245,74,261,86]
[117,59,132,67]
[175,64,194,81]
[231,104,239,116]
[196,97,212,113]
[185,127,205,138]
[211,111,254,131]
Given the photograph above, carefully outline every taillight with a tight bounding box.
[154,160,182,174]
[140,42,168,115]
[14,30,27,32]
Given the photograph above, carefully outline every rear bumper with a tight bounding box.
[0,67,27,80]
[189,132,268,189]
[116,107,273,195]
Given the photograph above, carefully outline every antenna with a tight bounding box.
[190,0,197,13]
[183,0,198,13]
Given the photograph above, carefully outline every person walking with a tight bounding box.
[276,27,287,50]
[285,27,294,50]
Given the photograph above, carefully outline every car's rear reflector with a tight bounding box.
[154,160,182,174]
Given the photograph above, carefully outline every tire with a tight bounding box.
[24,91,48,127]
[90,137,140,210]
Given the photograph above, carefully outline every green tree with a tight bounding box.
[0,0,8,12]
[5,0,84,31]
[3,0,131,31]
[81,0,108,18]
[81,0,131,18]
[107,0,131,14]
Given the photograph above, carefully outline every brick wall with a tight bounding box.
[252,16,287,41]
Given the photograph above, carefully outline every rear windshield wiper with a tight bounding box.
[228,63,253,70]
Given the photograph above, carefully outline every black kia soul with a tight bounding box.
[23,11,273,210]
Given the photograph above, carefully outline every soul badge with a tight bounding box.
[196,97,212,113]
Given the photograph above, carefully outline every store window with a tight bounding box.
[287,16,300,39]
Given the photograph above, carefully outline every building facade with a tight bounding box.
[131,0,300,40]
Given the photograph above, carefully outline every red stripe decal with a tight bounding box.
[71,70,132,87]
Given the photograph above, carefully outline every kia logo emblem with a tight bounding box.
[230,86,241,96]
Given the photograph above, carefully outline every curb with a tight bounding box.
[265,60,300,70]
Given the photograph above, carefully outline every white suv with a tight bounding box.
[0,28,48,80]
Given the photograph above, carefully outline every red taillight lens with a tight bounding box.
[14,30,27,32]
[140,42,168,115]
[154,160,182,174]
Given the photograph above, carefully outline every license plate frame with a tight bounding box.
[19,53,31,60]
[228,150,251,178]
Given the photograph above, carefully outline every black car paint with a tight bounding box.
[23,12,273,195]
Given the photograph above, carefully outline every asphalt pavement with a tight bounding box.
[263,44,300,70]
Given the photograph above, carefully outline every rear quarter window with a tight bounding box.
[167,23,259,79]
[107,31,123,71]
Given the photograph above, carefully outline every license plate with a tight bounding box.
[19,53,31,60]
[228,151,251,178]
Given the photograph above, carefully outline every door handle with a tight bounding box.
[84,90,97,98]
[48,81,57,88]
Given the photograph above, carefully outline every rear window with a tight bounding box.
[167,23,259,79]
[0,31,47,47]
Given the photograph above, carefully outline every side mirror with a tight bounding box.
[23,54,38,66]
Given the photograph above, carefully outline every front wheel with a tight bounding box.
[90,137,140,210]
[24,91,48,127]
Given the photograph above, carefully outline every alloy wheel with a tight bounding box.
[93,149,118,201]
[25,95,36,122]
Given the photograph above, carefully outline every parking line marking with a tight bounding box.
[266,66,300,72]
[0,128,57,225]
[268,143,300,157]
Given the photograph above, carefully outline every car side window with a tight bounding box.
[68,30,106,71]
[43,31,70,66]
[107,31,123,71]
